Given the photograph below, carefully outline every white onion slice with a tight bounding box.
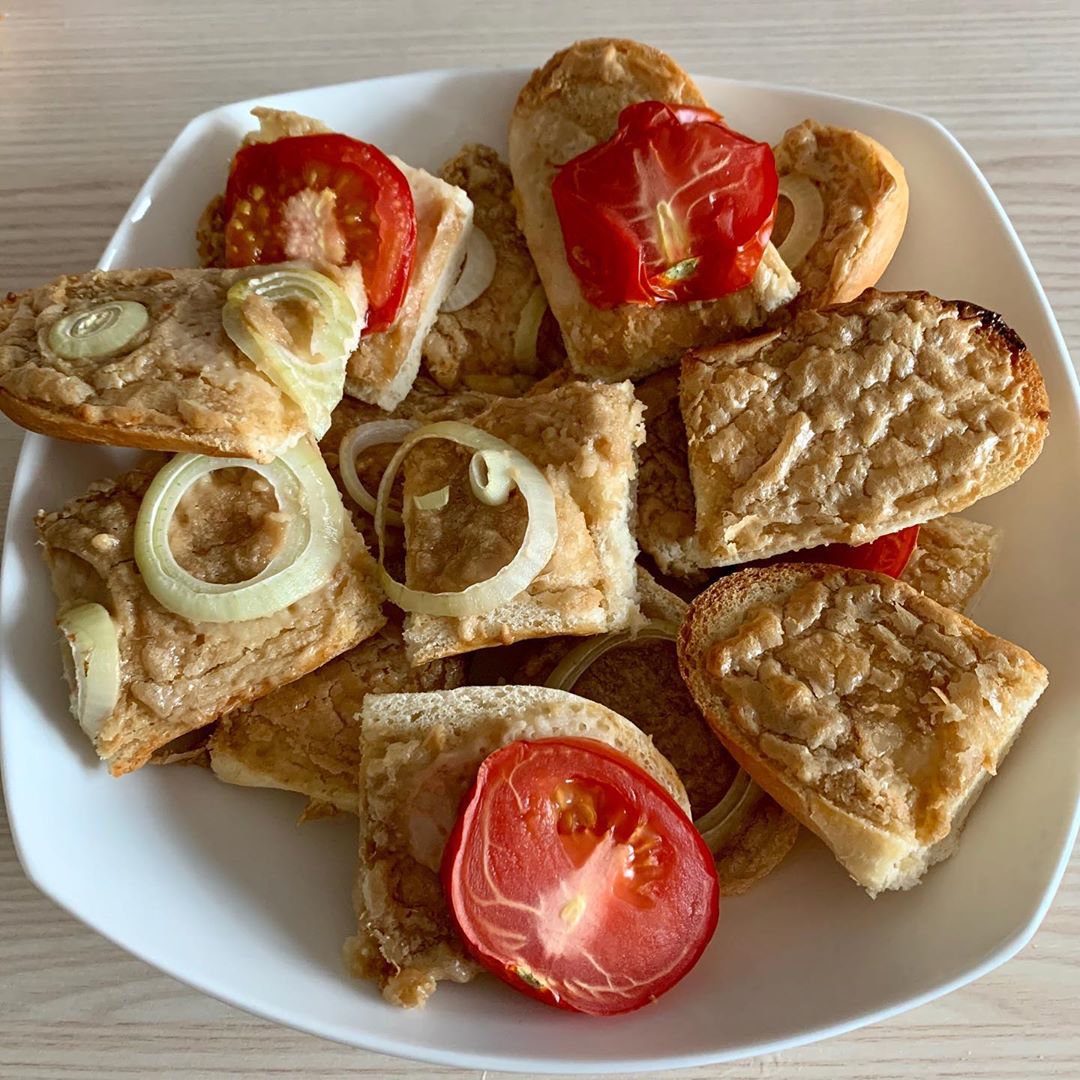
[413,486,450,511]
[695,773,764,853]
[134,439,344,623]
[543,621,680,693]
[439,228,496,312]
[512,285,548,370]
[776,174,826,270]
[543,621,762,853]
[48,301,149,360]
[338,419,420,527]
[58,602,121,737]
[374,420,557,618]
[222,267,363,440]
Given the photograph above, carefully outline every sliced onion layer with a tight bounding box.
[134,439,344,624]
[222,267,363,440]
[776,175,825,270]
[513,285,548,370]
[374,420,557,618]
[58,602,121,737]
[338,419,420,526]
[440,228,496,312]
[543,620,762,853]
[48,301,149,360]
[543,620,680,694]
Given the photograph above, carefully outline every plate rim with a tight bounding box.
[3,64,1079,1075]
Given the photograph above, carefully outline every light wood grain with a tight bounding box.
[1,1,1078,1077]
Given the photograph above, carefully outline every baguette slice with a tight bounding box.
[774,119,908,308]
[346,684,689,1007]
[677,564,1048,894]
[37,456,386,775]
[509,38,798,381]
[207,618,463,816]
[507,566,799,895]
[0,264,365,462]
[681,290,1049,566]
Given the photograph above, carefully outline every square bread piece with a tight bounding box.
[422,144,561,396]
[677,564,1048,895]
[900,515,1002,613]
[346,684,688,1008]
[681,291,1049,567]
[508,38,798,381]
[207,618,464,815]
[37,457,386,776]
[0,265,364,462]
[400,380,645,663]
[345,160,473,410]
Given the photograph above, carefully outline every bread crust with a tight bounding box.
[680,290,1050,567]
[509,38,798,381]
[677,563,1048,893]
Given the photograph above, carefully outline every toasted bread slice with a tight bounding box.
[681,291,1049,567]
[773,119,908,308]
[207,618,463,815]
[400,380,644,663]
[508,567,799,894]
[677,564,1048,894]
[423,144,563,395]
[0,264,365,462]
[902,515,1001,613]
[197,107,473,412]
[345,684,688,1007]
[508,38,798,381]
[37,456,385,775]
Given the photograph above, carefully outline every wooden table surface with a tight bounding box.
[1,1,1078,1077]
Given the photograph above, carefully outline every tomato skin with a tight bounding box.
[442,737,720,1016]
[221,133,416,334]
[772,525,921,578]
[551,101,778,309]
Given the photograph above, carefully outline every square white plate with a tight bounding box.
[2,67,1079,1075]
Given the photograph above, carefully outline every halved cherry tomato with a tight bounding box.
[222,133,416,334]
[551,101,778,308]
[441,737,719,1016]
[776,525,921,578]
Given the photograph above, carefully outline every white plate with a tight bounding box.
[2,67,1079,1075]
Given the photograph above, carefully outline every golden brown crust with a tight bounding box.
[681,290,1050,567]
[774,120,909,307]
[677,563,1048,893]
[508,38,798,381]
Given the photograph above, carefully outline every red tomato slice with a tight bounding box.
[441,737,719,1016]
[222,133,416,334]
[777,525,921,578]
[551,101,778,308]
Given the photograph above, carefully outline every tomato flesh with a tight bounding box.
[774,525,921,578]
[551,101,778,308]
[441,737,719,1015]
[222,133,416,334]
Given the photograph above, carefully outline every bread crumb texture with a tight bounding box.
[681,291,1048,565]
[692,569,1046,847]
